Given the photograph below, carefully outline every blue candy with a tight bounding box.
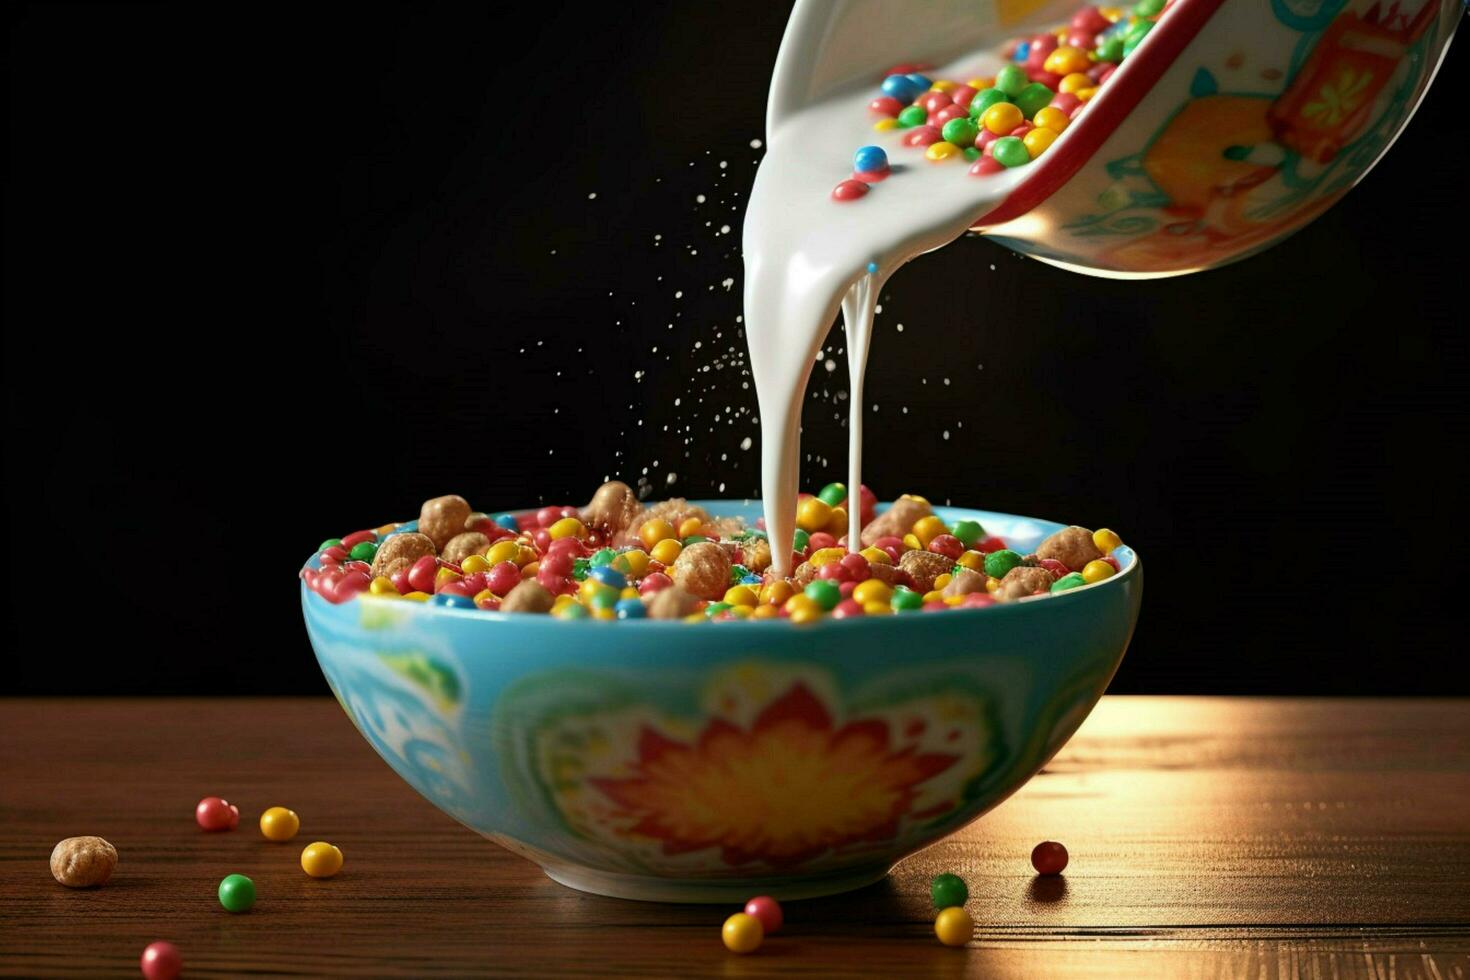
[1014,41,1031,60]
[905,73,932,91]
[589,565,627,589]
[615,598,647,620]
[741,574,763,585]
[491,513,519,532]
[853,145,888,173]
[431,593,476,609]
[881,73,919,101]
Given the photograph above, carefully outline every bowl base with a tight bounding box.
[540,859,894,904]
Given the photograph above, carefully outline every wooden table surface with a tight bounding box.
[2,697,1467,978]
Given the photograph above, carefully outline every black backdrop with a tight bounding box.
[4,3,1465,695]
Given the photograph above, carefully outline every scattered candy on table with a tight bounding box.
[838,0,1167,198]
[195,796,239,832]
[260,806,300,842]
[217,872,256,912]
[931,872,968,908]
[139,941,183,980]
[301,484,1126,624]
[722,911,765,953]
[744,895,784,933]
[301,841,344,878]
[933,905,975,947]
[1032,840,1070,875]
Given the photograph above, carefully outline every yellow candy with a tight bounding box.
[1082,559,1116,584]
[930,79,957,92]
[809,547,847,567]
[925,141,962,162]
[1094,528,1123,552]
[1076,86,1099,101]
[788,604,823,624]
[760,580,794,606]
[982,102,1023,135]
[368,576,399,596]
[682,612,705,623]
[796,496,832,533]
[984,578,1000,594]
[751,604,780,619]
[650,538,683,565]
[724,585,758,607]
[552,593,577,609]
[934,906,973,947]
[434,567,461,586]
[520,561,540,578]
[903,533,923,552]
[493,542,527,566]
[639,518,676,550]
[860,546,892,565]
[459,554,490,575]
[722,912,764,954]
[1043,46,1091,75]
[259,806,299,842]
[402,591,431,602]
[852,579,893,605]
[579,579,617,603]
[873,118,899,132]
[933,573,953,590]
[374,523,399,536]
[592,607,616,620]
[1099,5,1123,20]
[548,517,587,541]
[677,517,704,538]
[912,515,949,547]
[300,841,343,879]
[1024,127,1058,158]
[1033,107,1070,132]
[944,595,965,606]
[1058,72,1092,94]
[862,601,893,616]
[471,589,493,606]
[965,77,994,90]
[620,586,640,600]
[612,549,650,579]
[957,551,985,572]
[825,506,849,536]
[923,590,944,604]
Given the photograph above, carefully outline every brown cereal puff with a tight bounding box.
[642,498,711,532]
[370,531,436,578]
[646,586,700,619]
[379,556,413,583]
[899,550,954,593]
[860,496,933,547]
[943,567,987,597]
[441,532,490,565]
[1036,526,1103,572]
[419,495,473,552]
[866,562,905,588]
[582,481,644,539]
[790,561,817,588]
[672,541,732,600]
[997,565,1056,601]
[743,537,773,574]
[50,836,117,888]
[500,580,554,614]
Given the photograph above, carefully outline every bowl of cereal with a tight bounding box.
[301,486,1140,902]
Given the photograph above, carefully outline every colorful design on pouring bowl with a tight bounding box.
[303,502,1142,902]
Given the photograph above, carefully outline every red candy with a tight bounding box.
[831,598,865,618]
[1071,5,1110,32]
[832,179,870,201]
[1050,93,1081,114]
[1037,558,1070,579]
[1032,840,1069,875]
[933,104,968,128]
[744,896,783,933]
[341,529,376,548]
[535,506,561,527]
[970,156,1006,176]
[903,125,943,147]
[140,941,183,980]
[869,95,903,116]
[928,534,965,560]
[407,554,439,594]
[839,553,871,581]
[486,561,521,595]
[977,535,1008,553]
[808,531,837,552]
[195,797,239,832]
[950,85,977,109]
[639,572,673,595]
[853,166,891,184]
[919,91,952,113]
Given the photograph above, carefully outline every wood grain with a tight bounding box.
[2,697,1467,977]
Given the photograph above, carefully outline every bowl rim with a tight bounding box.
[301,500,1139,630]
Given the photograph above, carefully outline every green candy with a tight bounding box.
[1095,36,1125,62]
[984,549,1024,579]
[1015,82,1055,120]
[218,874,255,913]
[964,146,981,161]
[554,602,588,620]
[970,88,1010,117]
[1051,572,1087,593]
[590,548,617,567]
[891,587,923,612]
[992,136,1030,168]
[950,520,985,548]
[792,529,810,553]
[1133,0,1165,15]
[817,482,847,507]
[1123,26,1151,56]
[897,104,927,128]
[804,579,842,611]
[705,602,733,617]
[348,541,377,563]
[941,117,979,147]
[572,557,591,581]
[730,564,751,584]
[589,589,619,610]
[931,873,969,909]
[682,535,709,546]
[318,538,343,553]
[994,64,1028,97]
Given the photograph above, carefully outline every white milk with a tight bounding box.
[743,50,1030,575]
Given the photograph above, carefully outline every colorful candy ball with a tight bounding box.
[934,905,974,947]
[301,841,344,878]
[195,796,239,832]
[743,895,783,933]
[931,872,969,908]
[721,912,764,953]
[217,873,256,913]
[1032,840,1069,875]
[139,941,182,980]
[259,806,300,842]
[853,145,889,174]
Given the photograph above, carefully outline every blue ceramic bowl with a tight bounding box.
[302,501,1141,902]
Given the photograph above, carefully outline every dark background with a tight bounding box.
[4,3,1465,695]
